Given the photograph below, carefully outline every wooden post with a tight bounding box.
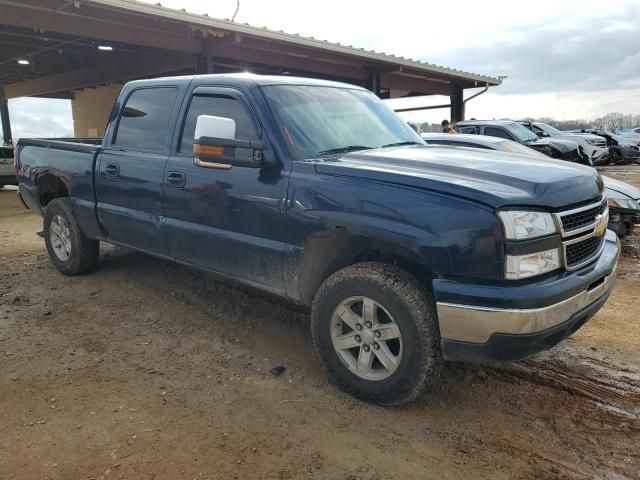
[0,86,13,145]
[206,54,215,74]
[450,83,465,122]
[369,70,381,97]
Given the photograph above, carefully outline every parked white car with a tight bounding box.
[519,121,609,163]
[0,144,17,189]
[618,127,640,142]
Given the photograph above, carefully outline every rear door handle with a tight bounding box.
[104,163,120,177]
[166,171,186,188]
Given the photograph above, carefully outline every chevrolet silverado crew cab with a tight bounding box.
[16,74,619,405]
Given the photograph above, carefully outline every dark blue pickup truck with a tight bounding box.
[16,74,619,405]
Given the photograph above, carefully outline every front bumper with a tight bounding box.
[591,148,609,161]
[434,230,620,361]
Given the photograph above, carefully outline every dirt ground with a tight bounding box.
[1,167,639,480]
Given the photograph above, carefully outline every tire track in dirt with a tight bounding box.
[504,353,640,421]
[478,342,640,478]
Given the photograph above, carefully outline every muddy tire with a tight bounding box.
[43,198,99,275]
[311,262,442,406]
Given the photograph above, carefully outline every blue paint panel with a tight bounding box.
[162,83,289,292]
[95,149,169,254]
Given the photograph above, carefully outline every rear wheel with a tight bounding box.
[311,262,442,406]
[44,198,99,275]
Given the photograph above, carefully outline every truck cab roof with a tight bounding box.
[125,73,366,91]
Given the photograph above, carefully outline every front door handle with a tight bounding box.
[104,163,120,177]
[166,171,186,188]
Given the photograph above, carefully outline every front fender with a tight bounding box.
[284,169,504,302]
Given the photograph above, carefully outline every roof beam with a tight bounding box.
[380,73,451,96]
[4,52,197,98]
[85,0,500,86]
[207,43,370,81]
[233,36,376,69]
[0,1,203,53]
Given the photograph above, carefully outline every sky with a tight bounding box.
[3,0,640,139]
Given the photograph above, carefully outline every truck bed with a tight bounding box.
[16,137,103,238]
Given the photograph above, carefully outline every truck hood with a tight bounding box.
[314,145,603,209]
[561,133,603,142]
[526,137,578,153]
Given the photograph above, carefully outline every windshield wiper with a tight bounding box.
[316,145,373,156]
[380,141,423,148]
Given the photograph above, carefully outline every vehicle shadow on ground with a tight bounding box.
[92,246,536,408]
[90,243,640,428]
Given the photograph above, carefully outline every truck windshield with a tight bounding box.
[504,122,539,143]
[262,85,423,160]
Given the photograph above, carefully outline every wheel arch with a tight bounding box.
[36,173,69,208]
[294,225,447,303]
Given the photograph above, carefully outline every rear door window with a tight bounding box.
[113,87,178,152]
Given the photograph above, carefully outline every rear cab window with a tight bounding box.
[113,87,179,152]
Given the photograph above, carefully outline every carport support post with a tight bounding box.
[205,54,215,74]
[0,85,12,145]
[450,83,464,123]
[369,70,381,97]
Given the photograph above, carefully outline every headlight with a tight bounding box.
[585,138,601,145]
[498,211,557,240]
[506,249,561,279]
[608,197,640,210]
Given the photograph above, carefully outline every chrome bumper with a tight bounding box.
[437,256,618,344]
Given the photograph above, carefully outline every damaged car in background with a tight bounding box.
[455,120,592,165]
[618,127,640,141]
[421,133,639,238]
[518,120,609,164]
[566,128,640,165]
[604,176,640,237]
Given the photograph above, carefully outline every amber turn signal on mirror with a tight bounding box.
[193,143,232,169]
[194,144,224,157]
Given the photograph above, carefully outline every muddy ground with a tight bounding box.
[1,166,639,480]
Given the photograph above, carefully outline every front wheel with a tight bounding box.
[311,262,442,406]
[44,198,99,275]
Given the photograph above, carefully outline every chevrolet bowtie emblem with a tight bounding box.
[595,213,608,236]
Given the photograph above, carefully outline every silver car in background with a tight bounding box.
[0,144,17,189]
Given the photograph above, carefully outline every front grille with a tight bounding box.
[565,235,604,268]
[554,196,608,270]
[560,202,606,232]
